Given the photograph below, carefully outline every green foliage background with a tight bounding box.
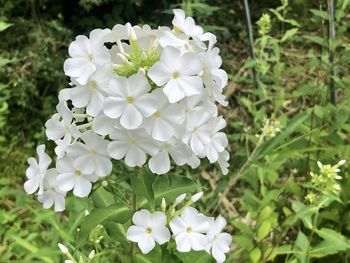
[1,0,350,262]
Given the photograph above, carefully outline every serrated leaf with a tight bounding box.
[77,203,131,247]
[310,228,350,258]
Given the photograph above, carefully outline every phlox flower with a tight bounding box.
[70,63,113,116]
[103,72,157,129]
[64,29,111,85]
[148,46,203,103]
[172,9,203,38]
[107,128,158,167]
[169,207,210,252]
[66,131,112,177]
[144,89,184,141]
[56,156,99,197]
[206,216,232,263]
[37,169,66,212]
[126,209,170,254]
[24,145,52,195]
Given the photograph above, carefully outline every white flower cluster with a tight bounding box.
[24,9,230,211]
[126,193,232,263]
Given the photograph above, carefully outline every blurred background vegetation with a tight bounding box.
[1,0,350,262]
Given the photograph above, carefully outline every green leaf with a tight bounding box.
[291,201,317,229]
[90,187,115,208]
[249,247,262,263]
[295,231,309,263]
[310,9,329,20]
[310,228,350,258]
[131,169,155,209]
[281,28,298,42]
[0,21,13,32]
[257,221,271,241]
[104,221,128,244]
[175,251,213,263]
[77,203,131,247]
[303,35,326,46]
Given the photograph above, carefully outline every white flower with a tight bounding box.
[92,112,121,136]
[218,150,230,175]
[37,169,66,212]
[169,207,210,252]
[63,29,111,85]
[203,117,228,163]
[148,46,203,103]
[108,128,158,167]
[126,209,170,254]
[144,89,184,141]
[182,109,212,155]
[172,9,203,38]
[103,72,157,129]
[66,131,112,177]
[206,216,232,263]
[70,63,113,116]
[148,139,193,175]
[24,145,52,195]
[56,156,99,197]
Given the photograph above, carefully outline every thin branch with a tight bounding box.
[328,0,337,104]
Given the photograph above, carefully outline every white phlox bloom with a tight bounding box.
[103,72,157,129]
[56,156,98,197]
[126,209,170,254]
[66,131,112,177]
[37,169,66,212]
[64,29,111,85]
[70,63,113,116]
[218,150,230,175]
[148,46,203,103]
[148,139,193,175]
[172,9,203,38]
[108,128,158,167]
[206,216,232,263]
[24,145,52,195]
[45,102,80,158]
[144,89,184,141]
[169,207,210,252]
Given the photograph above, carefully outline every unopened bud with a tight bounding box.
[191,192,203,203]
[64,260,74,263]
[117,53,129,64]
[175,193,186,205]
[58,243,69,254]
[101,180,108,187]
[338,160,346,166]
[88,250,95,259]
[161,198,166,213]
[140,51,147,61]
[126,23,137,41]
[84,209,90,216]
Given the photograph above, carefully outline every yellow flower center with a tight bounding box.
[127,96,135,104]
[186,227,192,233]
[146,227,152,234]
[90,80,97,90]
[172,71,180,79]
[153,111,161,118]
[75,170,81,176]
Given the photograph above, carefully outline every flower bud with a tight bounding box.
[175,193,186,205]
[88,250,95,259]
[140,51,147,61]
[58,243,69,254]
[338,160,346,166]
[101,180,108,187]
[64,260,74,263]
[161,198,166,213]
[126,23,137,41]
[191,192,203,203]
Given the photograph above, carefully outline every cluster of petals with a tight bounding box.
[126,206,232,262]
[24,9,230,211]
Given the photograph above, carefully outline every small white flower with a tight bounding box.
[169,207,210,252]
[24,145,52,195]
[103,72,157,129]
[92,112,121,136]
[70,63,113,116]
[148,46,203,103]
[172,9,204,38]
[144,89,184,141]
[66,131,112,177]
[126,209,170,254]
[37,169,66,212]
[56,156,99,197]
[108,128,158,167]
[206,216,232,263]
[63,29,111,85]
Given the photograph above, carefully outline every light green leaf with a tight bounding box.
[281,28,298,42]
[310,228,350,258]
[77,203,131,247]
[175,251,213,263]
[90,187,115,208]
[249,247,262,263]
[257,221,271,241]
[0,21,13,31]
